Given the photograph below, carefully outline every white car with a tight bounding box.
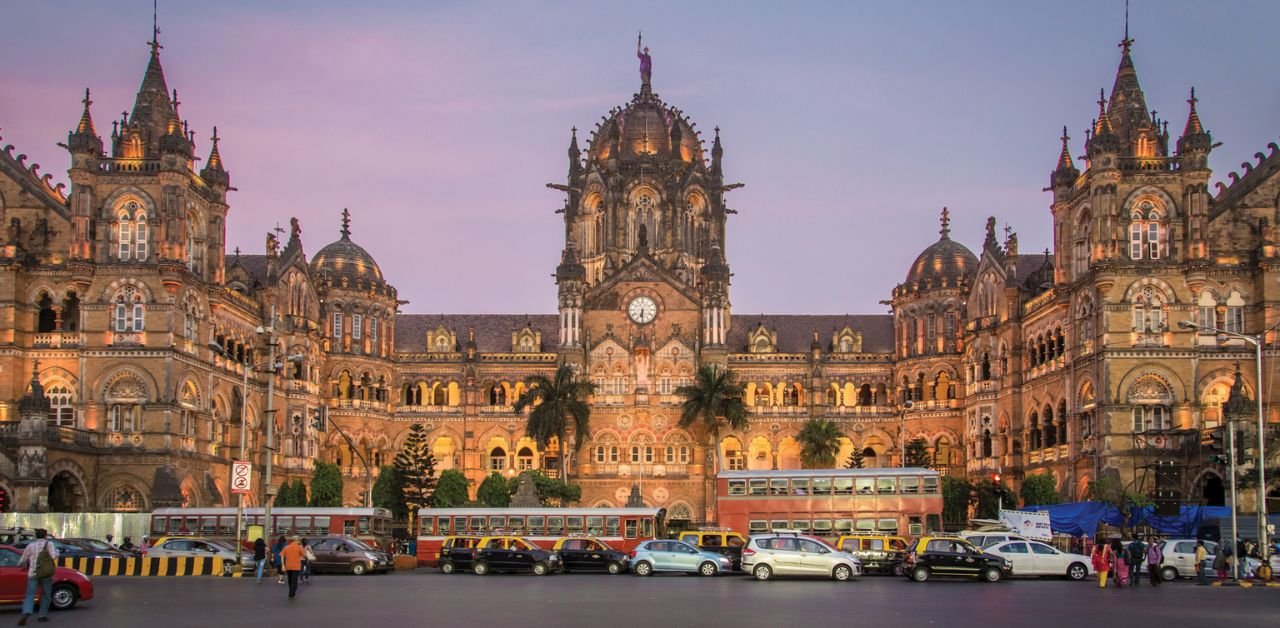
[1154,539,1216,580]
[984,540,1092,580]
[962,533,1028,550]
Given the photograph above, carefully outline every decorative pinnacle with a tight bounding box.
[939,207,951,239]
[149,0,163,56]
[82,88,92,109]
[1120,0,1133,53]
[340,208,352,239]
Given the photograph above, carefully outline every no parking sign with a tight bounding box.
[231,461,252,495]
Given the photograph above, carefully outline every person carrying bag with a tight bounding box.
[18,529,60,625]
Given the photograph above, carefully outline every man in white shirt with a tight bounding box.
[17,529,59,625]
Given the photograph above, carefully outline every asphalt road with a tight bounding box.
[18,570,1280,628]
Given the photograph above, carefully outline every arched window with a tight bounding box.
[1073,214,1091,277]
[46,383,76,427]
[934,437,951,468]
[106,485,145,512]
[1128,200,1163,260]
[517,447,535,470]
[981,429,993,458]
[1129,374,1173,432]
[488,384,506,406]
[782,384,800,406]
[754,386,770,407]
[1225,291,1246,334]
[109,405,140,433]
[113,286,145,332]
[116,201,148,261]
[489,447,507,471]
[1043,405,1056,448]
[980,352,991,381]
[858,384,872,406]
[36,293,57,333]
[432,385,447,406]
[1132,286,1166,333]
[1057,400,1068,444]
[1028,412,1041,450]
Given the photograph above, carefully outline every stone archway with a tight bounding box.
[49,471,87,512]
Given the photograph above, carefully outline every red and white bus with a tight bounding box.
[716,468,943,538]
[416,507,665,566]
[151,507,394,549]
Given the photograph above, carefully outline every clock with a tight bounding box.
[627,296,658,324]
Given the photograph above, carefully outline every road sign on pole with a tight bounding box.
[231,461,253,495]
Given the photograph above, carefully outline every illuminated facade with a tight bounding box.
[0,34,1275,521]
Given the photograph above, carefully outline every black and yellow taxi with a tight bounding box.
[901,535,1013,583]
[467,536,562,576]
[678,530,748,570]
[550,537,629,574]
[437,535,483,574]
[834,534,910,576]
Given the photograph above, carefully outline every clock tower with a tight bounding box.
[549,70,736,512]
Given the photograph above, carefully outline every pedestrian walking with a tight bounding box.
[1110,538,1128,588]
[1146,537,1163,586]
[253,537,268,584]
[272,535,287,585]
[1194,540,1209,585]
[1091,538,1112,588]
[17,529,59,625]
[104,533,116,548]
[300,538,315,583]
[280,537,304,599]
[1213,543,1229,582]
[1126,536,1146,587]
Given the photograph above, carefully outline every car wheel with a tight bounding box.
[753,564,773,581]
[473,561,489,576]
[698,561,717,577]
[833,564,853,581]
[1160,566,1178,582]
[982,567,1002,583]
[440,561,455,574]
[222,561,234,577]
[1066,562,1088,581]
[911,566,930,582]
[352,562,368,576]
[892,563,905,577]
[532,562,549,576]
[607,561,623,575]
[633,560,653,576]
[50,584,77,611]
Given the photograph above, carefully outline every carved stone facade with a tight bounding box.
[0,32,1274,520]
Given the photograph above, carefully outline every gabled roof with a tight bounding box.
[726,314,894,354]
[395,314,558,354]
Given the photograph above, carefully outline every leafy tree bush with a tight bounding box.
[1019,472,1060,507]
[394,424,438,517]
[430,469,470,508]
[844,448,866,469]
[371,465,408,520]
[506,470,581,506]
[942,476,972,526]
[904,437,933,469]
[308,462,344,507]
[476,473,511,508]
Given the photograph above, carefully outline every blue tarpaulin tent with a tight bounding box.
[1026,503,1234,537]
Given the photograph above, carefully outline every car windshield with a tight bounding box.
[805,536,837,551]
[205,540,236,552]
[343,538,374,551]
[70,539,114,551]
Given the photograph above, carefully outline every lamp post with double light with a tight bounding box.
[1178,319,1273,567]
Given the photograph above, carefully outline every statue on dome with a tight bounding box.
[637,32,652,87]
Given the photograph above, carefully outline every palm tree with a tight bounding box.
[513,364,595,481]
[796,418,844,469]
[675,364,749,474]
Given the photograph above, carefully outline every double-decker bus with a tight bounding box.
[715,468,943,538]
[416,507,665,566]
[151,507,394,549]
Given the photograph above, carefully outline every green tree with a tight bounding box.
[844,447,866,469]
[430,469,471,508]
[1086,475,1150,536]
[308,462,344,507]
[394,423,438,519]
[289,479,309,506]
[797,418,844,469]
[506,470,582,507]
[1019,472,1060,507]
[371,465,408,520]
[476,473,511,507]
[904,437,933,468]
[942,476,973,526]
[676,365,749,473]
[974,478,1013,519]
[274,479,306,507]
[513,365,595,481]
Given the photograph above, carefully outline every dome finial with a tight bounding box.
[340,208,352,239]
[939,207,951,239]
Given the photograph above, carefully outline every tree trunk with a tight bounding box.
[559,426,568,482]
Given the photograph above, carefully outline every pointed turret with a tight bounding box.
[1107,35,1154,149]
[1177,87,1213,167]
[1051,126,1079,189]
[567,126,581,181]
[1087,89,1121,162]
[66,88,104,155]
[130,39,178,146]
[201,126,230,188]
[710,126,723,176]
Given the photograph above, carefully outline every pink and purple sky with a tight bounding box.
[3,1,1278,314]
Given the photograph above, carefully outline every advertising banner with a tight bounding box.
[999,509,1053,540]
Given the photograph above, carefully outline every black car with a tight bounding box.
[469,536,561,576]
[551,537,629,574]
[438,536,483,574]
[15,538,131,561]
[902,537,1013,582]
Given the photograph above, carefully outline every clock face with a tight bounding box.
[628,296,658,324]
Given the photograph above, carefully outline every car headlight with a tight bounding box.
[549,553,560,561]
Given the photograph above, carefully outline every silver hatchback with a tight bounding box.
[742,533,862,581]
[630,540,733,576]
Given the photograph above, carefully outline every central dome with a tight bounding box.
[310,210,388,292]
[898,209,977,295]
[588,90,704,164]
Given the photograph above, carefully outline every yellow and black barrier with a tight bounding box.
[56,556,230,576]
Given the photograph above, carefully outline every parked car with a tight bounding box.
[1155,538,1217,581]
[469,536,561,576]
[961,533,1028,549]
[307,536,392,575]
[437,535,483,573]
[61,538,135,559]
[630,540,732,576]
[550,537,629,574]
[0,530,34,546]
[834,534,908,575]
[677,530,748,570]
[902,536,1013,583]
[146,536,253,575]
[984,540,1091,580]
[742,532,862,581]
[13,538,130,561]
[0,545,93,610]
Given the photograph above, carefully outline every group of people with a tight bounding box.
[254,535,316,599]
[1089,535,1166,588]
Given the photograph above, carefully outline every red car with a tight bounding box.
[0,545,93,611]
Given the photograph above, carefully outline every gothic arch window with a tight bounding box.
[934,436,951,468]
[1042,404,1056,448]
[517,447,535,471]
[1028,412,1041,450]
[112,286,145,332]
[105,484,145,512]
[1225,291,1246,334]
[1128,199,1164,260]
[46,382,76,427]
[782,384,800,406]
[178,380,201,437]
[981,428,993,458]
[1128,374,1173,432]
[36,292,56,333]
[489,447,507,471]
[1131,285,1167,334]
[1073,210,1091,277]
[115,200,148,261]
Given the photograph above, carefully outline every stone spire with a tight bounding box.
[1177,87,1213,160]
[1107,30,1152,150]
[1051,126,1079,188]
[710,126,723,176]
[200,126,229,188]
[340,208,352,240]
[567,126,581,180]
[67,88,103,155]
[1087,89,1121,159]
[939,207,951,240]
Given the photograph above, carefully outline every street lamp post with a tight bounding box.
[208,342,254,571]
[1179,319,1273,567]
